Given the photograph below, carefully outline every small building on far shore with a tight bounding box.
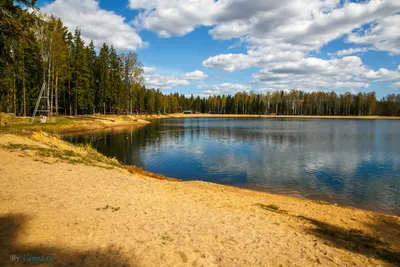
[183,110,193,114]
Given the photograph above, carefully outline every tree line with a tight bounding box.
[1,0,400,117]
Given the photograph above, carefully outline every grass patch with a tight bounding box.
[79,143,121,168]
[1,129,183,183]
[255,203,288,214]
[349,228,364,234]
[120,115,137,122]
[314,200,332,205]
[0,115,145,135]
[5,143,29,150]
[2,138,121,169]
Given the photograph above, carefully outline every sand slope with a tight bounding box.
[0,147,399,266]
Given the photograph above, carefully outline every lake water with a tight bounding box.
[64,118,400,215]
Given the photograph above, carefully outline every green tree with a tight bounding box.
[71,28,90,115]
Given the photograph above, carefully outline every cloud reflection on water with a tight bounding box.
[65,118,400,215]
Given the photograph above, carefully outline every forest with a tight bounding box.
[1,0,400,117]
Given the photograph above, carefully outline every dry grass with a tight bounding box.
[124,165,181,181]
[314,200,333,205]
[0,131,183,182]
[256,203,288,214]
[0,114,150,135]
[0,131,121,169]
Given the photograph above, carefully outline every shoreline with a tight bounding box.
[155,114,400,120]
[57,114,399,215]
[1,116,399,266]
[4,113,399,215]
[3,114,400,212]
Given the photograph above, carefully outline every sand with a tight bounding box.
[0,132,399,267]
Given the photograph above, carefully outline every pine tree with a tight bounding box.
[97,43,110,114]
[71,28,90,115]
[108,45,122,113]
[87,40,97,113]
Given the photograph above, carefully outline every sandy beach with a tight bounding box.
[0,130,399,267]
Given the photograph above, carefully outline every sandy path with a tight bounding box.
[0,148,399,266]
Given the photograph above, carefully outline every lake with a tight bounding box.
[64,118,400,215]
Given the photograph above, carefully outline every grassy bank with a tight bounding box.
[0,113,153,135]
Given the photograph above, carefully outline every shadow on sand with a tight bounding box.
[297,214,400,266]
[0,214,137,266]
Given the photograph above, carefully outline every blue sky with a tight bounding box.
[37,0,400,98]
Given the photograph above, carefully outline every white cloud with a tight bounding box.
[128,0,400,92]
[184,93,213,99]
[130,0,400,51]
[145,73,190,89]
[347,14,400,55]
[143,66,156,73]
[331,47,371,57]
[252,57,400,91]
[202,45,306,72]
[181,70,208,80]
[198,83,251,95]
[144,68,207,89]
[256,88,291,94]
[42,0,146,50]
[130,0,218,38]
[363,66,400,82]
[389,82,400,89]
[128,0,156,9]
[203,54,258,72]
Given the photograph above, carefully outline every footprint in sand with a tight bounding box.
[176,251,188,263]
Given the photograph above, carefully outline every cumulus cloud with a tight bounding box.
[198,83,251,95]
[34,0,400,95]
[143,68,207,89]
[251,57,400,91]
[202,46,305,72]
[347,14,400,55]
[363,66,400,82]
[203,54,258,72]
[129,0,400,51]
[389,82,400,89]
[130,0,217,38]
[331,47,371,57]
[128,0,156,9]
[181,70,208,80]
[42,0,146,50]
[143,66,156,73]
[145,72,190,89]
[127,0,400,92]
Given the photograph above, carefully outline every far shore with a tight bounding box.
[1,113,400,136]
[160,113,400,120]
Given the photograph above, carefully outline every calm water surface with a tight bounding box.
[64,118,400,215]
